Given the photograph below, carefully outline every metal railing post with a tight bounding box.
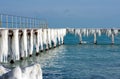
[39,20,40,28]
[32,18,34,28]
[34,18,36,28]
[11,16,13,28]
[16,16,17,28]
[6,15,8,28]
[27,18,28,28]
[0,14,2,27]
[20,17,21,28]
[0,14,46,29]
[30,18,31,29]
[23,17,25,28]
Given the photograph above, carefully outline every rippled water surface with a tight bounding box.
[42,45,120,79]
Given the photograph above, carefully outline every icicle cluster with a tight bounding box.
[51,29,57,47]
[67,28,75,34]
[43,29,48,49]
[68,28,103,44]
[36,30,40,53]
[47,29,52,48]
[0,28,119,63]
[39,29,43,50]
[74,28,101,37]
[32,28,66,52]
[51,29,66,46]
[0,28,66,63]
[19,29,28,58]
[106,29,112,37]
[106,29,118,37]
[27,30,33,55]
[113,29,118,35]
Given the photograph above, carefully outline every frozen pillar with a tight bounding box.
[11,30,20,62]
[47,29,52,49]
[36,30,40,55]
[23,29,28,57]
[94,33,97,44]
[19,29,28,60]
[39,29,43,52]
[0,30,8,63]
[28,30,33,57]
[79,33,82,44]
[111,33,114,44]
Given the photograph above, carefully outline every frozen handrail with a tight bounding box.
[0,14,48,29]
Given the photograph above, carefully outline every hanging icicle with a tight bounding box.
[90,29,95,35]
[86,29,89,37]
[106,29,112,37]
[79,32,82,44]
[97,29,101,36]
[60,29,67,44]
[43,29,48,50]
[51,29,56,47]
[111,33,114,44]
[36,30,40,53]
[27,30,33,56]
[82,28,86,36]
[75,29,80,36]
[94,32,97,44]
[20,29,28,59]
[57,29,60,45]
[113,29,118,35]
[75,29,82,44]
[54,29,58,47]
[47,29,52,48]
[67,28,75,34]
[23,29,28,57]
[0,30,8,63]
[39,29,43,51]
[12,29,20,61]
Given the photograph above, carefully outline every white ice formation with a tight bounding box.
[0,28,119,63]
[12,29,20,61]
[0,64,42,79]
[67,28,119,44]
[0,30,8,62]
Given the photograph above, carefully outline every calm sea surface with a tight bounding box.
[3,33,120,79]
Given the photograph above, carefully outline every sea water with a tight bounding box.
[2,33,120,79]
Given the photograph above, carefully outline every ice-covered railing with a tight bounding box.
[67,28,120,44]
[0,14,48,28]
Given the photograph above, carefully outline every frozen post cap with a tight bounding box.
[0,64,42,79]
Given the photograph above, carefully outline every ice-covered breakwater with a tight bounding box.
[0,28,66,63]
[67,28,120,44]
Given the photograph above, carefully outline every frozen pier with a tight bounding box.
[67,28,120,44]
[0,14,67,63]
[0,14,120,63]
[0,28,66,63]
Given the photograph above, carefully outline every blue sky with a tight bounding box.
[0,0,120,28]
